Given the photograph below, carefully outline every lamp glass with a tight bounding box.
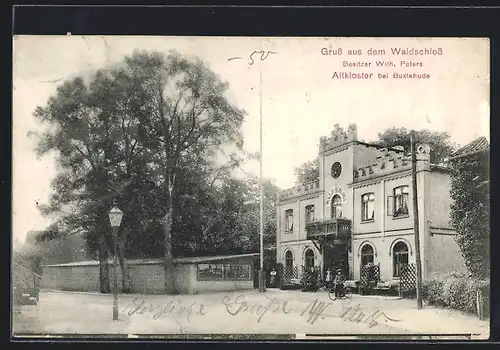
[109,207,123,228]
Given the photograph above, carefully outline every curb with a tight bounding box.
[40,289,147,298]
[41,289,106,296]
[270,289,403,300]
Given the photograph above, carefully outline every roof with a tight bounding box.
[13,261,43,278]
[43,252,260,268]
[450,137,489,160]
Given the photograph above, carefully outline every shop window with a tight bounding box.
[197,264,252,281]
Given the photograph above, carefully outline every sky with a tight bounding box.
[12,36,490,242]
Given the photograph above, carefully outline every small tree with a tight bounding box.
[293,158,320,185]
[449,148,490,279]
[375,127,456,164]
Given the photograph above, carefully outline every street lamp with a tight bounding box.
[108,206,123,321]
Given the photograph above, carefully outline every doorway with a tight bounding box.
[323,242,349,278]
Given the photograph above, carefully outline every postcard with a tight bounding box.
[12,36,490,340]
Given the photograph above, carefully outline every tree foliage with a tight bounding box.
[375,127,456,164]
[14,232,89,275]
[29,49,277,293]
[293,158,320,185]
[449,150,490,279]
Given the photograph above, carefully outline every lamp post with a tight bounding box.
[108,206,123,321]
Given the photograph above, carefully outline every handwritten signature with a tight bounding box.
[338,298,402,328]
[228,50,278,65]
[123,294,401,330]
[123,297,207,322]
[221,294,292,323]
[221,294,401,329]
[301,298,332,325]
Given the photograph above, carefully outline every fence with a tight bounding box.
[359,263,380,294]
[399,263,416,296]
[281,266,298,286]
[360,263,380,286]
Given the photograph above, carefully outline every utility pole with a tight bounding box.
[258,51,266,293]
[410,130,423,309]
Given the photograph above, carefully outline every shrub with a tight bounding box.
[423,273,490,317]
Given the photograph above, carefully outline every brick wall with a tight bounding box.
[42,256,257,294]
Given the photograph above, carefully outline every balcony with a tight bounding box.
[305,218,352,243]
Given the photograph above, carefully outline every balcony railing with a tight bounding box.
[305,218,352,242]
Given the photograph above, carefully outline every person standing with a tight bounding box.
[325,269,332,289]
[333,268,346,298]
[270,268,277,288]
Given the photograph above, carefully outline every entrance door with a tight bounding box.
[332,244,349,277]
[304,249,315,270]
[324,243,349,278]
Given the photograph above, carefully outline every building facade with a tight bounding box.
[276,124,465,283]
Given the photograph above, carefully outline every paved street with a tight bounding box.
[12,290,489,339]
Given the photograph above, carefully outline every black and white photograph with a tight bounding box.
[12,36,490,339]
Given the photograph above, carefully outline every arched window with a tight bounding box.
[361,244,374,266]
[331,194,343,219]
[284,250,294,268]
[393,241,409,277]
[304,249,315,270]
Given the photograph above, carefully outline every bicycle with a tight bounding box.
[328,285,353,301]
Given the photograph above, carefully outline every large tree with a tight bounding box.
[449,148,490,279]
[31,50,247,294]
[122,50,246,293]
[30,65,157,292]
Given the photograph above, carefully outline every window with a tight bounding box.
[393,186,409,217]
[197,264,252,281]
[285,250,294,268]
[285,209,294,232]
[393,241,409,277]
[197,264,224,280]
[361,244,375,266]
[305,205,315,223]
[304,249,315,270]
[361,193,375,221]
[331,194,343,219]
[331,162,342,178]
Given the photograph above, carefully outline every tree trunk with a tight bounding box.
[163,204,176,294]
[98,234,111,293]
[163,181,177,294]
[117,241,131,293]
